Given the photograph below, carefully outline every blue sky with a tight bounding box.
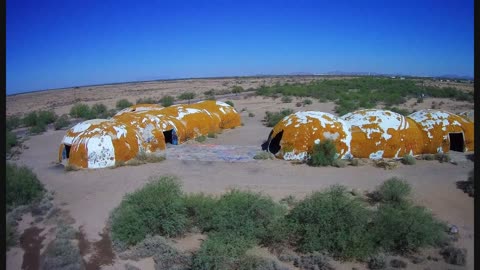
[7,0,473,94]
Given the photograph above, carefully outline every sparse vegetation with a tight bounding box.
[253,151,274,160]
[401,154,416,165]
[307,140,337,167]
[195,135,207,142]
[116,99,133,110]
[281,96,293,103]
[231,85,244,95]
[332,159,347,168]
[6,115,21,131]
[248,112,255,117]
[54,114,71,130]
[263,109,293,127]
[435,152,451,163]
[421,154,435,160]
[178,92,196,104]
[207,132,217,138]
[6,163,45,210]
[110,176,187,246]
[6,131,18,154]
[159,95,175,107]
[136,97,157,104]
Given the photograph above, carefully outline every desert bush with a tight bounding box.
[401,154,416,165]
[225,100,235,107]
[184,193,218,230]
[232,85,244,94]
[159,95,175,107]
[28,122,47,134]
[288,185,375,259]
[192,232,256,270]
[116,99,133,110]
[281,96,293,103]
[69,103,91,119]
[6,115,21,131]
[367,254,387,269]
[303,99,313,105]
[6,222,16,249]
[371,202,447,253]
[422,154,435,160]
[349,159,360,166]
[417,97,424,103]
[332,159,347,168]
[435,153,451,163]
[6,131,18,154]
[40,238,85,270]
[375,177,412,204]
[208,190,286,243]
[295,102,302,107]
[53,114,70,130]
[263,109,293,127]
[22,111,38,127]
[110,176,187,246]
[248,112,255,117]
[37,110,57,124]
[178,92,196,103]
[207,132,217,138]
[91,103,108,118]
[195,135,207,142]
[6,163,45,210]
[136,97,157,104]
[307,140,337,167]
[253,151,274,160]
[134,150,166,163]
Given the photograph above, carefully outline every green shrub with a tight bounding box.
[192,232,256,270]
[70,103,91,119]
[110,176,187,246]
[195,135,207,142]
[91,103,108,118]
[263,109,293,127]
[22,111,38,127]
[159,95,175,107]
[232,85,244,94]
[136,97,157,104]
[288,185,375,259]
[303,99,313,105]
[54,114,71,130]
[116,99,133,110]
[6,131,18,154]
[6,222,16,249]
[225,100,235,107]
[207,132,217,138]
[371,202,447,253]
[253,151,273,160]
[6,115,21,131]
[178,92,196,104]
[401,154,416,165]
[296,102,302,107]
[28,122,47,134]
[248,112,255,117]
[307,140,337,167]
[375,177,412,204]
[37,110,57,124]
[183,193,218,230]
[281,96,292,103]
[209,190,286,243]
[6,163,45,210]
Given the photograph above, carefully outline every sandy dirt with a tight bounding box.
[6,78,474,270]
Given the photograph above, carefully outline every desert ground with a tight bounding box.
[6,77,474,270]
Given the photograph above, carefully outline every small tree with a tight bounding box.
[178,92,196,104]
[231,86,243,95]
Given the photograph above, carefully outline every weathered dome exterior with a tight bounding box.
[59,119,143,168]
[263,111,352,160]
[342,109,424,159]
[59,100,241,169]
[264,109,474,161]
[408,109,474,153]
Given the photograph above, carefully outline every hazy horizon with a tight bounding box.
[7,0,473,94]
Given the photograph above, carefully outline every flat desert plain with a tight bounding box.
[6,77,474,270]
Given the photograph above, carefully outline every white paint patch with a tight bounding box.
[283,151,308,161]
[394,148,401,158]
[342,109,405,141]
[323,132,339,140]
[86,136,115,168]
[314,139,321,144]
[437,146,443,153]
[369,150,384,160]
[113,125,128,138]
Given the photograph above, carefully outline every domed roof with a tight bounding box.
[266,111,352,160]
[342,109,424,159]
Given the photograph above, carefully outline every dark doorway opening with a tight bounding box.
[64,144,71,159]
[449,133,464,152]
[164,130,173,144]
[268,130,283,154]
[262,130,273,151]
